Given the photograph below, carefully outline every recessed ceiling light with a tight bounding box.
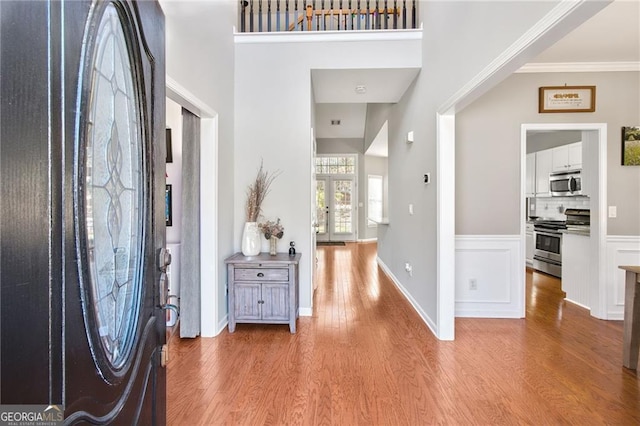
[355,85,367,94]
[331,119,341,125]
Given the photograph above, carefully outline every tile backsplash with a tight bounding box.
[528,196,590,220]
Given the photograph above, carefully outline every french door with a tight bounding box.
[1,1,166,423]
[315,176,357,242]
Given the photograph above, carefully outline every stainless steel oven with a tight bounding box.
[533,221,565,278]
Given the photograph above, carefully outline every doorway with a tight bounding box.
[315,155,358,243]
[520,123,607,319]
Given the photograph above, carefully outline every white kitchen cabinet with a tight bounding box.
[552,142,582,172]
[525,153,536,197]
[535,148,552,196]
[526,223,534,267]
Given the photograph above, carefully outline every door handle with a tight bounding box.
[157,248,172,273]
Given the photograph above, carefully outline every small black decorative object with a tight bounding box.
[289,241,296,256]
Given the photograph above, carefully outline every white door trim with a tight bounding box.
[520,123,608,319]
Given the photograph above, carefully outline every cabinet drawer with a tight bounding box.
[234,268,289,282]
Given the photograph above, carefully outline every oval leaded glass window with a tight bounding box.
[83,3,144,371]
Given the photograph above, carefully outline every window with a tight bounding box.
[315,156,355,175]
[367,175,383,227]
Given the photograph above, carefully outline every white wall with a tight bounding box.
[456,71,640,236]
[162,0,236,333]
[235,35,421,315]
[377,0,565,336]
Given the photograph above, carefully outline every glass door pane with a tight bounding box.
[332,180,353,235]
[316,180,328,240]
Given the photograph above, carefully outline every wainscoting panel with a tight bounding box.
[455,235,524,318]
[606,236,640,320]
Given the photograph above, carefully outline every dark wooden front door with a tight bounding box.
[1,1,167,423]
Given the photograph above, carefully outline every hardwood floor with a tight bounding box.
[167,243,639,425]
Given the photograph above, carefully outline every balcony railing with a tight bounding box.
[238,0,418,33]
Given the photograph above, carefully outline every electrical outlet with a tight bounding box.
[469,278,478,290]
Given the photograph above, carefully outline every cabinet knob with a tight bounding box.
[257,272,264,277]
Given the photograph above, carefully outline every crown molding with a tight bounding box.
[516,61,640,73]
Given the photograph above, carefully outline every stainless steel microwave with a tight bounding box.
[549,170,582,196]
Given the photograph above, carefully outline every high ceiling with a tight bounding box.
[314,0,640,145]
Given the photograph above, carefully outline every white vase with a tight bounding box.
[241,222,261,256]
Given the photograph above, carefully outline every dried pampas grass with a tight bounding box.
[245,161,280,222]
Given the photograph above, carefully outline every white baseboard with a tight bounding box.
[357,238,377,243]
[216,314,229,336]
[606,235,640,320]
[376,256,438,337]
[455,235,524,318]
[299,307,313,317]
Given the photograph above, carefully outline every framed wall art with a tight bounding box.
[622,126,640,166]
[539,86,596,113]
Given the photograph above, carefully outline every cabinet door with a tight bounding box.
[261,283,290,321]
[234,283,262,320]
[535,149,552,196]
[568,142,582,169]
[526,153,536,196]
[552,145,569,172]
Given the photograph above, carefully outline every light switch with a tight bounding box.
[608,206,617,218]
[407,131,414,144]
[409,204,414,215]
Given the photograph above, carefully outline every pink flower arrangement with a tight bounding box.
[259,218,284,240]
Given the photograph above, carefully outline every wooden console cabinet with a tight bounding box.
[225,252,301,333]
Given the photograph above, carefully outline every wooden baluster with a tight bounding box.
[411,0,416,28]
[393,0,397,29]
[356,0,361,30]
[294,0,298,31]
[268,0,272,31]
[306,3,313,30]
[402,0,406,29]
[277,0,281,31]
[337,0,341,30]
[258,0,263,31]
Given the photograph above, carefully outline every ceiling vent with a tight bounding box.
[330,119,341,126]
